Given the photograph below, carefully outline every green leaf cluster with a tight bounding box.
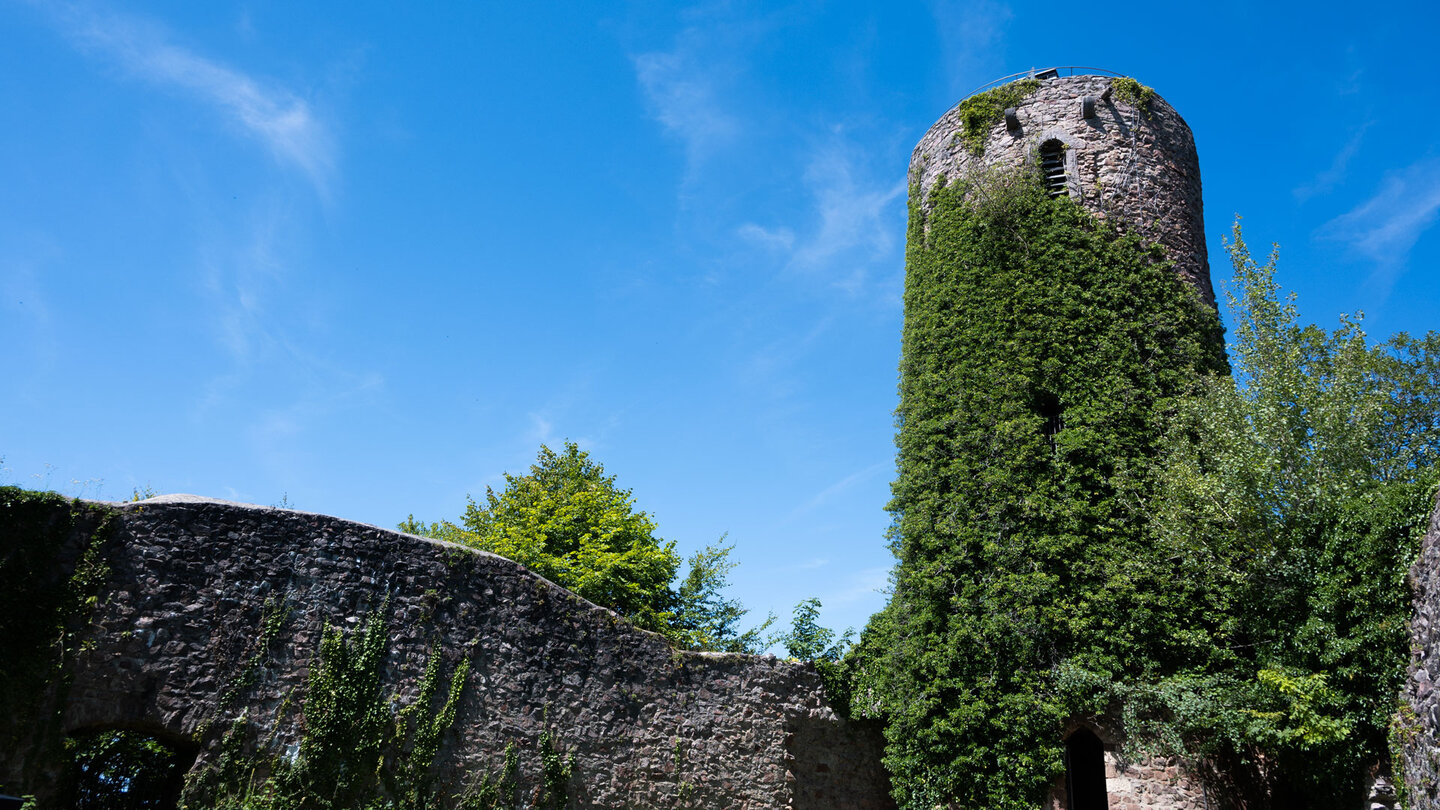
[69,729,187,809]
[778,597,853,662]
[1134,225,1440,803]
[954,79,1038,155]
[403,442,773,653]
[1110,77,1156,111]
[852,169,1228,809]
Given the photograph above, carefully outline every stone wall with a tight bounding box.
[1047,756,1213,810]
[1399,489,1440,809]
[0,495,892,809]
[909,74,1214,305]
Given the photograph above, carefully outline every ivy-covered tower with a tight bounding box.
[853,71,1228,809]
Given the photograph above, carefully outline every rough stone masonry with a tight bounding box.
[909,74,1214,305]
[0,495,892,809]
[1400,487,1440,810]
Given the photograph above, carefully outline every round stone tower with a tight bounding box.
[910,70,1213,305]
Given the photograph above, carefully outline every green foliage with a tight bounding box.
[448,442,682,633]
[670,539,775,653]
[853,169,1227,809]
[1110,76,1156,111]
[954,79,1038,155]
[536,729,575,810]
[289,606,394,807]
[779,599,855,715]
[405,443,772,652]
[0,488,117,790]
[453,742,517,810]
[209,595,291,728]
[390,646,472,807]
[68,730,188,809]
[1140,224,1440,803]
[181,606,472,810]
[779,598,852,662]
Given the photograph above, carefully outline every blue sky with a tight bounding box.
[4,0,1438,643]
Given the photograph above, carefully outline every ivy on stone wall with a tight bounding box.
[849,168,1228,809]
[1110,77,1156,112]
[181,604,478,810]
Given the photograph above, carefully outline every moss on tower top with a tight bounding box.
[954,78,1039,155]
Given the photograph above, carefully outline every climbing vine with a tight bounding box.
[180,604,474,810]
[851,162,1439,808]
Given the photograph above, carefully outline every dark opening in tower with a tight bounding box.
[1040,139,1068,198]
[1063,728,1108,810]
[1035,390,1063,449]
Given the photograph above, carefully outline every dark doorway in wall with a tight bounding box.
[67,728,196,810]
[1064,728,1107,810]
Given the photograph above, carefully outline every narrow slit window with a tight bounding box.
[1040,140,1068,198]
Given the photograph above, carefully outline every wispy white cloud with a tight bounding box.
[1321,156,1440,273]
[633,34,741,178]
[1294,123,1370,202]
[784,460,890,522]
[44,2,335,195]
[192,199,294,366]
[736,223,796,253]
[738,136,905,294]
[792,143,906,291]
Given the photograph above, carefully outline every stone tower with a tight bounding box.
[864,70,1229,808]
[909,69,1214,305]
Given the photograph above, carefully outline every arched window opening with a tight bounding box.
[1040,140,1069,198]
[68,728,196,810]
[1064,728,1108,810]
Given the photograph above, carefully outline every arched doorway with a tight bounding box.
[1064,727,1107,810]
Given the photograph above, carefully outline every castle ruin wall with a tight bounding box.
[0,495,892,809]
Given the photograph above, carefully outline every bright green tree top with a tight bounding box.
[402,442,772,651]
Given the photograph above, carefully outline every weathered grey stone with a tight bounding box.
[910,74,1214,305]
[0,496,892,809]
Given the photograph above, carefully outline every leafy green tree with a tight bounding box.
[1136,224,1440,803]
[779,598,852,661]
[670,539,775,653]
[405,442,772,651]
[69,730,187,810]
[444,441,681,633]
